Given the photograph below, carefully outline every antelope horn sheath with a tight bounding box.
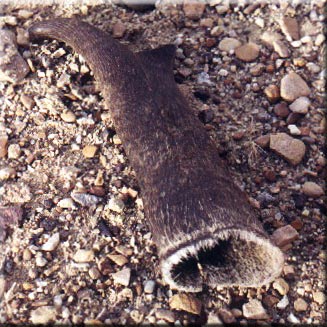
[29,18,284,292]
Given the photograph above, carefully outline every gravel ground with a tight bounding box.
[0,0,325,325]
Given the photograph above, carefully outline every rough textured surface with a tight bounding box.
[0,1,325,325]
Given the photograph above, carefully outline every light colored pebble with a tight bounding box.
[287,313,300,324]
[0,167,16,181]
[242,299,269,320]
[41,232,60,251]
[294,298,308,312]
[57,198,75,209]
[313,291,325,305]
[289,96,310,114]
[73,249,95,263]
[107,254,128,266]
[155,309,175,323]
[82,145,98,158]
[35,254,48,267]
[89,266,101,279]
[218,38,241,52]
[280,72,310,102]
[302,182,324,198]
[235,42,260,62]
[277,295,289,309]
[272,225,299,247]
[112,268,131,286]
[61,110,76,123]
[288,124,301,135]
[30,306,56,324]
[108,197,125,213]
[170,293,202,315]
[7,144,21,159]
[71,192,101,206]
[273,278,290,295]
[144,280,156,294]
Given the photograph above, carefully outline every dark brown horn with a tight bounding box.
[29,18,284,292]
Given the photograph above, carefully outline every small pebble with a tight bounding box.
[7,144,21,159]
[273,40,289,58]
[280,72,310,102]
[288,124,301,135]
[302,182,324,198]
[61,110,76,123]
[274,102,290,118]
[235,43,260,62]
[89,266,101,280]
[183,2,206,20]
[155,309,175,323]
[112,21,126,38]
[170,293,202,315]
[82,145,98,158]
[30,306,56,324]
[289,97,310,114]
[294,298,308,312]
[279,16,300,40]
[73,249,95,263]
[272,224,299,247]
[264,85,280,102]
[277,295,289,309]
[312,291,325,305]
[108,197,125,213]
[41,232,60,252]
[242,299,268,320]
[71,193,101,206]
[112,268,131,286]
[143,280,156,294]
[0,167,16,180]
[35,254,48,267]
[273,278,290,295]
[218,38,241,52]
[57,198,75,209]
[107,254,128,266]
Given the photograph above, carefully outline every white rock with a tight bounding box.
[287,313,300,324]
[288,124,301,135]
[306,62,321,74]
[35,254,47,267]
[242,299,269,320]
[57,198,75,209]
[218,37,241,52]
[112,268,131,286]
[289,97,310,114]
[277,295,289,309]
[108,197,125,213]
[71,193,101,207]
[73,249,94,263]
[30,306,56,324]
[144,280,156,294]
[41,232,60,251]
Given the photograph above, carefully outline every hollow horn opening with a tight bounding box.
[161,229,284,292]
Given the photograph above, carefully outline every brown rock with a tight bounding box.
[20,94,35,110]
[235,43,260,62]
[170,293,202,315]
[289,97,310,114]
[264,85,280,102]
[155,309,175,323]
[112,21,126,38]
[183,2,206,20]
[218,308,236,324]
[302,182,324,198]
[294,298,308,312]
[218,38,242,52]
[280,72,310,102]
[271,224,299,247]
[82,145,98,158]
[107,254,128,266]
[0,135,8,158]
[312,291,325,305]
[280,16,300,40]
[286,112,303,125]
[263,295,279,307]
[274,102,290,118]
[242,299,269,320]
[254,135,270,148]
[270,133,306,165]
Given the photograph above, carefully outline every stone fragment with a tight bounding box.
[170,293,202,315]
[270,133,306,165]
[61,110,76,123]
[200,18,213,28]
[263,294,279,307]
[274,102,290,118]
[20,94,35,110]
[0,277,6,299]
[30,306,56,324]
[302,182,324,198]
[144,280,156,294]
[0,206,23,240]
[108,197,125,213]
[294,298,308,312]
[23,248,32,261]
[261,31,283,48]
[71,192,101,206]
[155,309,175,323]
[313,291,325,305]
[183,2,206,20]
[242,299,269,320]
[235,43,260,62]
[216,5,229,14]
[218,38,241,52]
[288,124,301,136]
[112,268,131,286]
[0,30,30,83]
[254,135,270,148]
[7,144,21,159]
[41,232,60,251]
[0,134,8,158]
[218,308,236,323]
[57,198,75,209]
[250,63,265,76]
[82,145,98,158]
[272,225,299,247]
[210,25,223,37]
[89,266,101,279]
[17,9,34,19]
[73,249,95,263]
[273,278,289,295]
[287,313,300,324]
[35,253,47,267]
[280,72,310,102]
[280,16,300,40]
[0,167,16,181]
[277,295,289,309]
[108,254,128,266]
[112,22,126,38]
[273,40,289,58]
[289,97,310,114]
[264,85,280,102]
